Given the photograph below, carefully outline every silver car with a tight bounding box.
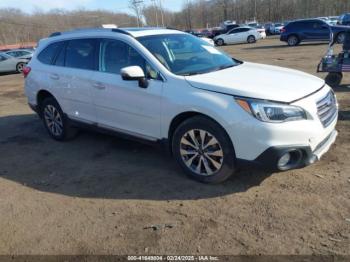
[5,49,33,60]
[0,53,27,73]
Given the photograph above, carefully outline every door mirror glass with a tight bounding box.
[121,66,148,88]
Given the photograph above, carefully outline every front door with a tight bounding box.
[92,39,163,140]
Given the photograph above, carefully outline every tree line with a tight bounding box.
[0,8,137,45]
[142,0,350,29]
[0,0,349,45]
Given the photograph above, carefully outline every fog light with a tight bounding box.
[278,153,291,168]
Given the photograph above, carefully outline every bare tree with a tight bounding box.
[129,0,144,27]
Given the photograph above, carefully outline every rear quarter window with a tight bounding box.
[38,42,64,65]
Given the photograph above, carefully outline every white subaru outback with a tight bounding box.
[24,28,338,183]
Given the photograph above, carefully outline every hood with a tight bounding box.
[330,25,350,31]
[185,62,325,103]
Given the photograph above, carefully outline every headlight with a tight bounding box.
[235,98,307,123]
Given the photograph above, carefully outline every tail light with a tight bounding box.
[22,66,31,78]
[281,27,286,33]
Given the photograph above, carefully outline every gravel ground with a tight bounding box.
[0,37,349,255]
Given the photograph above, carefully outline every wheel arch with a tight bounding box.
[36,90,59,117]
[167,111,234,155]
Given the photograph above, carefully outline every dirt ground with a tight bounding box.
[0,37,349,256]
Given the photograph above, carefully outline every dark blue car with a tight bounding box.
[280,19,348,46]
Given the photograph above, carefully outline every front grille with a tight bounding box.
[316,91,338,128]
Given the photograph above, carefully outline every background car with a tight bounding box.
[209,24,240,39]
[273,23,284,34]
[186,31,215,46]
[214,27,261,46]
[5,49,33,61]
[328,16,339,26]
[0,53,27,73]
[264,23,274,35]
[280,19,348,46]
[338,13,350,26]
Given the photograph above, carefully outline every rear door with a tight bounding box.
[51,38,97,123]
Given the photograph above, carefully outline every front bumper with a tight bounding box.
[238,129,338,171]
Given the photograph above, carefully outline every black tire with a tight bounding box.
[336,32,346,44]
[40,97,78,141]
[216,38,224,46]
[16,62,25,73]
[172,116,236,184]
[247,35,256,43]
[325,72,342,87]
[287,35,299,46]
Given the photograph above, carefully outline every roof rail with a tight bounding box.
[111,28,133,36]
[49,32,62,37]
[48,28,134,38]
[166,26,181,31]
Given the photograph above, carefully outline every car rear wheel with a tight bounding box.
[16,62,25,73]
[336,32,346,44]
[40,97,78,141]
[287,35,299,46]
[325,72,342,87]
[216,38,224,46]
[247,35,256,43]
[172,116,236,184]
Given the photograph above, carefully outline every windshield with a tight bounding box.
[137,34,239,76]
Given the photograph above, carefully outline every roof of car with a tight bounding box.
[49,27,185,39]
[5,49,33,52]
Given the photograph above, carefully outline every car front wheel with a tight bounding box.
[40,97,78,141]
[336,32,346,44]
[216,38,225,46]
[172,116,236,184]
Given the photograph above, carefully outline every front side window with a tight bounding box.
[65,39,96,70]
[138,34,239,76]
[99,39,158,79]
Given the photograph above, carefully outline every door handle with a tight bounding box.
[50,74,59,80]
[93,82,106,90]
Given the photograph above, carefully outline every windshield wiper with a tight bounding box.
[181,64,235,76]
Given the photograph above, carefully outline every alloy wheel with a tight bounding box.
[17,63,25,73]
[288,36,298,46]
[180,129,224,176]
[44,105,63,136]
[248,36,255,43]
[337,33,345,44]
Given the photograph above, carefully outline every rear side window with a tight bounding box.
[38,42,64,65]
[54,41,67,66]
[65,39,96,70]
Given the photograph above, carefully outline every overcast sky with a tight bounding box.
[0,0,183,14]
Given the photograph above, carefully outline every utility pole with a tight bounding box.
[130,0,143,27]
[254,0,257,22]
[158,0,165,27]
[151,0,159,27]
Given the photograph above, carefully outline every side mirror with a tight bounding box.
[121,66,148,88]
